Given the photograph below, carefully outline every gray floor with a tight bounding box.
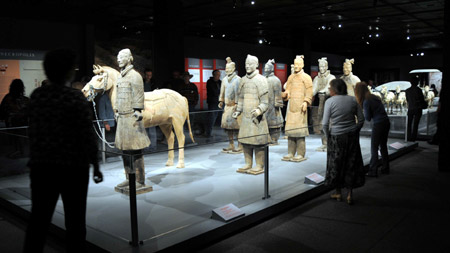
[0,135,419,252]
[199,142,449,253]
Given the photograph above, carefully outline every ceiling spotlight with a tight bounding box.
[251,1,255,5]
[366,41,370,45]
[338,24,342,28]
[407,29,410,33]
[327,26,331,30]
[369,25,372,30]
[318,27,321,30]
[258,21,263,25]
[421,52,424,56]
[268,41,271,44]
[222,34,225,37]
[375,26,379,30]
[406,36,410,40]
[410,54,413,57]
[417,53,419,56]
[122,25,127,30]
[210,34,214,38]
[369,34,372,38]
[322,25,326,30]
[259,39,263,44]
[375,33,379,37]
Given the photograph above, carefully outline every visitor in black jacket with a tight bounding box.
[405,75,427,142]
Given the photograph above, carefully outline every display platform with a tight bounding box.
[361,107,437,139]
[0,135,417,252]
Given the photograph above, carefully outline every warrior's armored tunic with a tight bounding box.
[236,71,270,145]
[115,65,150,150]
[219,73,241,129]
[312,70,335,132]
[266,73,284,129]
[284,70,313,137]
[340,72,361,97]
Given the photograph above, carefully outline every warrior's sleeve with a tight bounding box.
[304,75,313,105]
[234,77,241,104]
[236,79,245,113]
[219,79,225,103]
[273,77,283,108]
[257,77,269,114]
[132,73,145,110]
[312,76,319,96]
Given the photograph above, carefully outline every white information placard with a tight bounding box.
[211,203,245,222]
[304,173,325,185]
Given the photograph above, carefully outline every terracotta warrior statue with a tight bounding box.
[282,55,313,162]
[218,57,242,153]
[115,49,150,189]
[264,59,284,145]
[312,57,335,151]
[340,58,360,96]
[232,54,270,174]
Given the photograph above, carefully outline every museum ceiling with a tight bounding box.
[4,0,445,54]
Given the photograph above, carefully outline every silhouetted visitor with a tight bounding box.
[323,79,365,205]
[24,48,103,253]
[0,79,30,158]
[143,68,160,92]
[204,69,221,137]
[405,75,427,142]
[355,82,390,176]
[0,79,29,127]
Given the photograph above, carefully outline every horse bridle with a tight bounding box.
[88,71,109,101]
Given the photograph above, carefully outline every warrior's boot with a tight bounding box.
[292,137,307,162]
[223,130,235,152]
[116,172,129,188]
[232,131,243,153]
[117,155,132,188]
[269,128,280,145]
[282,137,296,161]
[250,147,265,174]
[316,134,327,151]
[135,155,146,188]
[237,145,253,173]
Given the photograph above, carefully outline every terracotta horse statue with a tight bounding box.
[82,65,194,168]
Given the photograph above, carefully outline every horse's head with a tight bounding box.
[82,65,115,101]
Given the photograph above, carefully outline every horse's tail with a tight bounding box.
[186,109,195,144]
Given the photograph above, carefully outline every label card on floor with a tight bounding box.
[304,173,325,185]
[211,203,245,222]
[390,142,406,150]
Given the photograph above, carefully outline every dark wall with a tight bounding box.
[1,18,94,80]
[184,36,294,75]
[356,51,443,83]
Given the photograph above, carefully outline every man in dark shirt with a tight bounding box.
[205,69,222,137]
[405,75,426,142]
[143,68,158,151]
[143,69,160,92]
[24,48,103,253]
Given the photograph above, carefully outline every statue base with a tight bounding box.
[282,157,307,163]
[115,185,153,195]
[236,168,264,175]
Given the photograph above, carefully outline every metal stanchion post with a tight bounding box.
[101,124,106,164]
[128,154,139,247]
[426,110,430,136]
[405,114,408,142]
[263,145,270,199]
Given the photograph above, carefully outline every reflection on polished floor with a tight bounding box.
[0,135,416,252]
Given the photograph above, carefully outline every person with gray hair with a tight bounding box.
[232,54,270,174]
[264,59,284,145]
[322,78,365,205]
